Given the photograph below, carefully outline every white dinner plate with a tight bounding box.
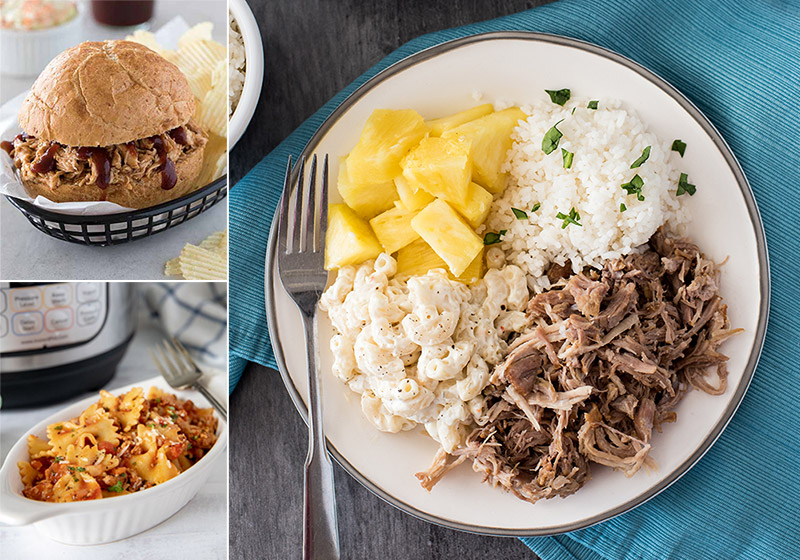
[264,32,769,536]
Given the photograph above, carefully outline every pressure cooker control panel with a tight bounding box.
[0,283,107,353]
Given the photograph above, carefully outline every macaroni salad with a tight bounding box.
[320,252,528,453]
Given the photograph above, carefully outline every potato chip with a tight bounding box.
[178,22,213,49]
[211,59,226,90]
[165,230,227,280]
[125,30,164,53]
[179,245,227,280]
[184,68,213,103]
[197,85,227,137]
[175,39,226,77]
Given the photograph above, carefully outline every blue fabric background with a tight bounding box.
[229,0,800,557]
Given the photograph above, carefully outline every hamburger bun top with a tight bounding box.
[19,41,195,147]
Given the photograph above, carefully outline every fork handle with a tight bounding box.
[194,381,228,423]
[302,311,340,560]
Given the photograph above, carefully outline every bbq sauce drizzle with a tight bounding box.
[7,127,188,192]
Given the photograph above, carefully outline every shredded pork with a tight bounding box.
[416,229,741,503]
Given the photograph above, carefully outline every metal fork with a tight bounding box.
[151,338,228,422]
[277,154,340,560]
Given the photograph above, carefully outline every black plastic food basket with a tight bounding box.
[5,175,227,246]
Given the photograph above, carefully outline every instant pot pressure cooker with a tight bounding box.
[0,282,137,408]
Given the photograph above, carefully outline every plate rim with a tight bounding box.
[264,30,771,537]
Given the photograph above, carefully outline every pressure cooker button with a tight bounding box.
[46,309,72,331]
[45,284,72,307]
[12,312,43,335]
[11,288,41,311]
[77,302,101,326]
[77,282,101,303]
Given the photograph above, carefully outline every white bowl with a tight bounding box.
[0,5,83,77]
[0,376,228,544]
[228,0,264,149]
[265,32,769,535]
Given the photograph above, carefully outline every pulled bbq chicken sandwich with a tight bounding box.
[6,40,208,209]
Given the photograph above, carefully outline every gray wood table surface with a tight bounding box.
[229,1,554,558]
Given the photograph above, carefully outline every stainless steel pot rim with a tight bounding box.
[264,30,770,537]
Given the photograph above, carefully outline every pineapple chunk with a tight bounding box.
[396,238,483,284]
[394,174,434,211]
[410,199,482,277]
[426,103,494,136]
[325,204,382,270]
[448,181,493,228]
[401,135,472,206]
[347,109,428,184]
[444,107,527,194]
[369,202,420,254]
[337,157,398,219]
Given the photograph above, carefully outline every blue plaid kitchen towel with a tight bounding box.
[229,0,800,558]
[142,282,228,371]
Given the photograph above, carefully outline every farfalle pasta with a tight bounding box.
[18,387,218,502]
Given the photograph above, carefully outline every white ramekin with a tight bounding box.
[0,6,84,78]
[0,376,228,545]
[229,0,264,149]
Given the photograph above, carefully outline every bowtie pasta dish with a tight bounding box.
[320,93,739,504]
[18,387,218,502]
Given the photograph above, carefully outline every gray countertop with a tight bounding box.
[229,1,551,557]
[0,0,227,281]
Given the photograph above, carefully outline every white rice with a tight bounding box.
[485,97,687,291]
[228,12,246,117]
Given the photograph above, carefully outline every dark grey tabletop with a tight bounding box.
[229,1,553,558]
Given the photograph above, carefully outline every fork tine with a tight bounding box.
[278,155,293,254]
[302,154,318,252]
[317,154,329,253]
[150,348,169,379]
[290,156,306,253]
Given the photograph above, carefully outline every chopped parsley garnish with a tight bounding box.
[483,230,507,245]
[108,481,124,492]
[556,207,582,229]
[54,425,63,431]
[532,203,541,212]
[677,172,696,196]
[545,88,570,106]
[621,174,645,201]
[562,148,574,169]
[620,203,627,212]
[511,208,528,219]
[170,413,178,421]
[147,423,155,428]
[542,119,564,154]
[587,100,599,110]
[571,107,576,115]
[68,466,86,472]
[671,139,686,157]
[53,456,64,462]
[630,146,651,168]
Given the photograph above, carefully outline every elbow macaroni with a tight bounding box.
[320,254,528,453]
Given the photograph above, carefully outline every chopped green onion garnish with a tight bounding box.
[587,100,599,109]
[677,172,696,196]
[571,107,576,115]
[483,231,506,245]
[672,139,686,157]
[511,208,528,219]
[621,174,645,201]
[542,119,564,154]
[562,148,574,169]
[532,203,541,212]
[556,207,582,229]
[630,146,651,168]
[545,89,571,106]
[108,480,124,492]
[620,203,627,212]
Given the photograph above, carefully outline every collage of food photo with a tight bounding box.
[0,1,797,559]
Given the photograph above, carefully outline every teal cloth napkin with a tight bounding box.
[229,0,800,557]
